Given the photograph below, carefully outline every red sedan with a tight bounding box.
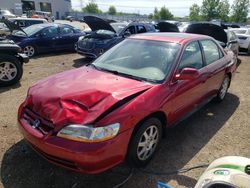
[18,33,237,174]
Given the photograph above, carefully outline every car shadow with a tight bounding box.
[0,82,21,94]
[73,57,93,68]
[32,51,76,59]
[0,93,239,188]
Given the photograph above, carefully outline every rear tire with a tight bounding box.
[215,75,230,102]
[0,55,23,87]
[127,117,162,167]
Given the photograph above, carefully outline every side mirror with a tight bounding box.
[39,32,47,37]
[174,67,199,81]
[123,31,131,38]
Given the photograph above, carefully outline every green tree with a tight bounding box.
[159,6,174,20]
[108,5,116,15]
[200,0,220,20]
[231,0,250,22]
[148,13,153,19]
[218,0,230,22]
[189,4,201,21]
[153,7,160,20]
[82,3,101,14]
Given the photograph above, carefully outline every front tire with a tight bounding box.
[127,117,162,167]
[215,75,230,102]
[0,55,23,87]
[23,45,36,57]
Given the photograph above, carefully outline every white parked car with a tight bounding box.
[0,10,16,19]
[230,28,250,54]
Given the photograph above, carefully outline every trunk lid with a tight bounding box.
[185,23,227,44]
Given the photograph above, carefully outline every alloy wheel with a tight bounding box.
[219,76,230,99]
[137,125,159,161]
[23,46,35,57]
[0,61,17,82]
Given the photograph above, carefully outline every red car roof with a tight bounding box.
[129,33,212,45]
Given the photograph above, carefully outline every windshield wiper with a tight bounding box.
[89,64,158,83]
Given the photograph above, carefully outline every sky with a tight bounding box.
[71,0,235,17]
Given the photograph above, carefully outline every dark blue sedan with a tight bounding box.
[8,23,85,57]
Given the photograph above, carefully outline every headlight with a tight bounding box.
[78,36,85,41]
[57,123,120,143]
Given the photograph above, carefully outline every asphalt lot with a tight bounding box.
[0,49,250,188]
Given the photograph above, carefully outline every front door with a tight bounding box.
[37,26,60,52]
[167,41,209,124]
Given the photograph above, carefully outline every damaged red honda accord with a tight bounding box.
[18,33,237,174]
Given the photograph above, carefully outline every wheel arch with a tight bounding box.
[131,111,167,140]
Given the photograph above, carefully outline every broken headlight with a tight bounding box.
[57,123,120,142]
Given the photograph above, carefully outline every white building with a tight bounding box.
[0,0,71,19]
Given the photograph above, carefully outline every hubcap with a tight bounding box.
[219,77,229,99]
[0,62,17,81]
[74,43,78,51]
[23,46,35,57]
[137,125,159,161]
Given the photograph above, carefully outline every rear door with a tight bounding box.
[168,41,209,123]
[200,39,227,97]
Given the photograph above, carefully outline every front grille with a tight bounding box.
[79,39,95,50]
[30,143,78,170]
[23,107,54,135]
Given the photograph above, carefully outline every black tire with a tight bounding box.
[23,45,36,57]
[127,117,162,167]
[215,75,230,102]
[247,44,250,55]
[0,55,23,87]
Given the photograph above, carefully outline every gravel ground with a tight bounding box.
[0,53,249,188]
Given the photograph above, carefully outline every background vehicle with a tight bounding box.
[77,16,156,58]
[18,33,236,174]
[230,28,250,54]
[9,18,48,28]
[225,29,240,57]
[185,23,239,57]
[0,10,16,19]
[0,23,10,36]
[27,10,54,22]
[0,39,28,86]
[66,16,75,22]
[8,23,85,57]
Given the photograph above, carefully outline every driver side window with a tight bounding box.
[178,41,203,72]
[42,26,58,37]
[125,26,136,34]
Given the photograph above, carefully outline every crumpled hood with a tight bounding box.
[24,66,153,127]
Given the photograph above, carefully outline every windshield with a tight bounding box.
[14,24,45,36]
[110,23,127,33]
[92,39,180,83]
[232,29,247,34]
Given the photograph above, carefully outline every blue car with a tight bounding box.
[8,23,85,57]
[77,16,156,58]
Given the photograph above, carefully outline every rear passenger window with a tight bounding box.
[178,41,203,71]
[200,40,221,65]
[136,25,146,33]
